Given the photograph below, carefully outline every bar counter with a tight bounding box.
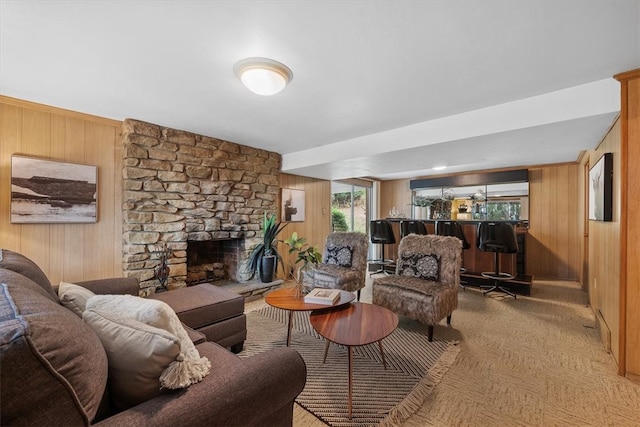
[380,218,530,294]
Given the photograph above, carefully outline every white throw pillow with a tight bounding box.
[58,281,95,317]
[84,295,211,396]
[83,308,180,411]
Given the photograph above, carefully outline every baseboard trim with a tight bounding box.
[594,309,611,353]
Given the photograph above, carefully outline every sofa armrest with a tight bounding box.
[183,323,207,344]
[75,277,139,296]
[96,344,306,427]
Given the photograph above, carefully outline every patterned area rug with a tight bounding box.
[240,306,460,427]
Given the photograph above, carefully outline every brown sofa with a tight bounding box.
[0,249,306,426]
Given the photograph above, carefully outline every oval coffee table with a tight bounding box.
[310,302,399,419]
[265,286,355,346]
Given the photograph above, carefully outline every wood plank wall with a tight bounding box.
[0,96,123,284]
[277,173,332,279]
[527,163,581,280]
[615,69,640,378]
[379,180,411,261]
[584,119,621,365]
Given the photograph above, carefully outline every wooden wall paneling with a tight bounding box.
[586,119,621,365]
[278,173,331,279]
[615,69,640,377]
[83,121,117,280]
[378,179,410,261]
[19,108,52,275]
[112,129,124,276]
[556,165,570,278]
[525,164,580,280]
[48,114,67,283]
[546,167,559,277]
[0,96,123,286]
[0,103,22,251]
[63,117,86,282]
[526,168,550,277]
[626,76,640,377]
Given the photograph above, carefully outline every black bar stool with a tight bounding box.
[437,221,470,290]
[369,220,396,276]
[399,220,428,239]
[476,222,519,298]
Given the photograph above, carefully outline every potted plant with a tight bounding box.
[283,231,322,296]
[412,196,434,219]
[246,212,288,283]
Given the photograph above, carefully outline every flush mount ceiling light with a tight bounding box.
[233,57,293,96]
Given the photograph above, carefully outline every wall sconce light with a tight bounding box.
[233,57,293,96]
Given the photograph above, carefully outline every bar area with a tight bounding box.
[375,169,533,295]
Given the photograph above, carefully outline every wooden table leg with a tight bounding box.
[287,310,294,346]
[323,340,330,363]
[348,346,353,419]
[378,340,387,369]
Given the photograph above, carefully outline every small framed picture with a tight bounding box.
[588,152,613,222]
[11,155,98,223]
[281,188,305,222]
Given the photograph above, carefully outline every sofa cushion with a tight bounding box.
[398,252,441,281]
[149,283,244,330]
[58,281,96,317]
[0,278,108,426]
[83,308,181,411]
[0,249,57,301]
[84,295,211,408]
[325,245,353,268]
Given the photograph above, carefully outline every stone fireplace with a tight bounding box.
[186,238,246,285]
[121,119,280,295]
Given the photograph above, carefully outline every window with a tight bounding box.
[331,181,370,233]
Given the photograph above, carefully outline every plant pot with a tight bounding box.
[423,206,431,219]
[259,255,276,283]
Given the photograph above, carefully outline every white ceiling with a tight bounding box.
[1,1,638,181]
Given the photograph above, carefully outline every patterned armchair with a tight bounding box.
[303,232,369,300]
[372,234,462,341]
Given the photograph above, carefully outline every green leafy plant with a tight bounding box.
[413,196,434,207]
[246,212,288,280]
[283,232,322,283]
[331,208,349,231]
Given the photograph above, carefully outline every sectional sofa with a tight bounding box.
[0,249,306,426]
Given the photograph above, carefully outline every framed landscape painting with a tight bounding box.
[281,188,305,222]
[11,155,98,223]
[588,152,613,222]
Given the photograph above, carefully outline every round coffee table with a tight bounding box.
[310,302,399,419]
[265,286,355,346]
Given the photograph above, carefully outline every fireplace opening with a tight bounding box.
[186,239,244,286]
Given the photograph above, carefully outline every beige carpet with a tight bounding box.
[246,279,640,426]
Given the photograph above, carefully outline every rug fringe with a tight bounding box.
[379,342,461,427]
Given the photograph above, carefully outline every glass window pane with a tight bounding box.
[331,183,369,233]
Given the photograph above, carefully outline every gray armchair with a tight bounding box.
[372,234,462,341]
[303,232,369,300]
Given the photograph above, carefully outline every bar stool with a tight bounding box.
[399,220,428,239]
[369,220,396,276]
[437,221,470,290]
[476,222,519,299]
